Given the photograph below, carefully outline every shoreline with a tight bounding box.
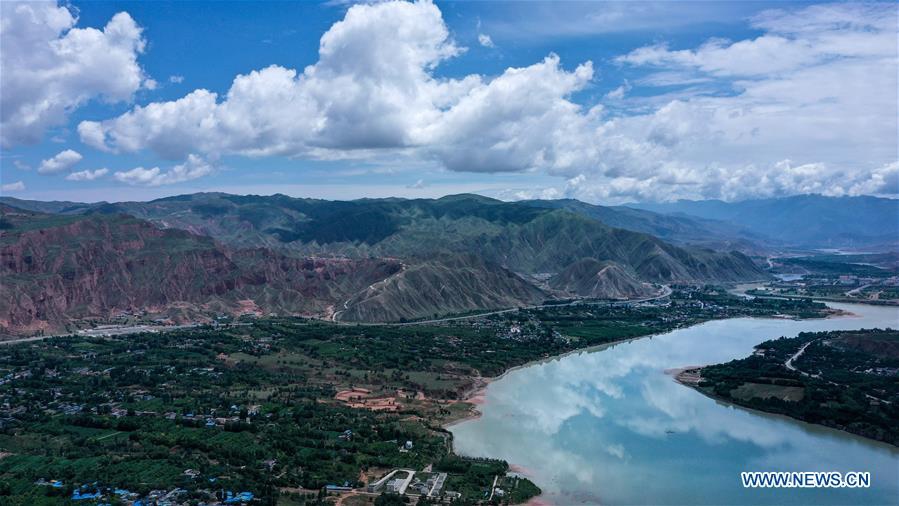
[441,323,731,506]
[442,304,848,430]
[745,291,899,307]
[672,367,899,451]
[440,332,662,506]
[442,332,655,430]
[442,300,879,505]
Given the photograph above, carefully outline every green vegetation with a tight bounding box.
[0,333,445,502]
[3,192,766,282]
[0,286,831,504]
[0,319,546,504]
[750,254,899,306]
[436,456,508,500]
[777,257,893,278]
[500,285,828,346]
[694,329,899,446]
[790,252,899,270]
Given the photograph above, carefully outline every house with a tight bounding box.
[114,488,138,500]
[71,486,102,501]
[224,491,254,503]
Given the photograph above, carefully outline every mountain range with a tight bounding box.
[0,204,400,335]
[4,191,894,336]
[630,194,898,249]
[0,193,772,335]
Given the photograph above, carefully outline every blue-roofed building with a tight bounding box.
[224,491,255,503]
[71,490,102,501]
[114,488,137,499]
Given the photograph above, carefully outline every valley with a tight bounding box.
[0,287,833,504]
[747,253,899,306]
[2,1,896,505]
[0,192,895,505]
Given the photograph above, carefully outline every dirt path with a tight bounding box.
[785,340,815,375]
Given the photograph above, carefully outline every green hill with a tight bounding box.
[548,259,656,299]
[630,194,899,249]
[337,254,546,322]
[520,198,766,252]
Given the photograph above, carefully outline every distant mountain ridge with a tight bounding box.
[1,193,765,252]
[0,193,769,334]
[0,193,764,281]
[521,199,766,252]
[630,194,899,249]
[0,205,401,335]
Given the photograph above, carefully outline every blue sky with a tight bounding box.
[1,1,896,203]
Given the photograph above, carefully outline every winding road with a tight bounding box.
[2,286,673,345]
[381,284,673,326]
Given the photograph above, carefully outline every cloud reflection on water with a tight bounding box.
[451,304,899,505]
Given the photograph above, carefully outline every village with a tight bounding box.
[747,273,899,305]
[0,286,831,504]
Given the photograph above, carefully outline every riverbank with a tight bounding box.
[442,334,658,506]
[444,323,778,505]
[673,328,899,447]
[674,367,899,454]
[747,290,899,307]
[446,300,899,505]
[444,306,840,430]
[443,332,653,429]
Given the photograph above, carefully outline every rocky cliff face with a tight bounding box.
[0,206,400,336]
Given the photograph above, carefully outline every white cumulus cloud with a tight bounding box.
[65,168,109,181]
[38,149,82,174]
[0,1,150,147]
[478,33,495,48]
[76,0,897,201]
[1,181,26,192]
[79,0,467,159]
[113,154,213,186]
[77,0,594,177]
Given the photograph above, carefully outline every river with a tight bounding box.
[449,302,899,505]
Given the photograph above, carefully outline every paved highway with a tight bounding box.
[1,286,672,344]
[384,284,672,326]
